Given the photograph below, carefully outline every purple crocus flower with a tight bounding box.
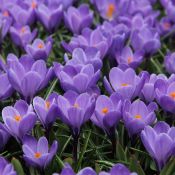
[36,3,63,32]
[65,48,102,72]
[104,67,147,100]
[140,73,167,103]
[123,99,157,137]
[22,135,58,168]
[2,100,37,139]
[131,26,161,56]
[10,24,37,48]
[164,52,175,74]
[99,163,137,175]
[64,4,93,34]
[33,93,58,129]
[0,156,17,175]
[7,54,54,102]
[46,0,74,10]
[116,46,143,69]
[62,27,112,59]
[0,123,10,151]
[25,38,52,61]
[54,63,100,94]
[141,121,175,170]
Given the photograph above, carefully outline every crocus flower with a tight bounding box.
[123,99,157,137]
[164,52,175,74]
[57,90,95,136]
[99,163,137,175]
[116,46,143,69]
[0,156,17,175]
[140,73,167,103]
[54,63,100,94]
[62,27,112,59]
[25,38,52,61]
[131,26,160,56]
[0,123,10,151]
[104,67,147,100]
[22,136,58,168]
[141,121,175,170]
[36,3,63,32]
[64,4,93,34]
[33,93,58,129]
[46,0,74,10]
[2,100,37,139]
[7,54,54,102]
[65,48,102,72]
[10,24,37,48]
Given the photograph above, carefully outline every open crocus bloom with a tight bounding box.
[2,100,37,139]
[141,122,175,170]
[22,136,58,168]
[123,99,157,137]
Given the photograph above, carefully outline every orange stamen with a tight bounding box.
[102,107,108,114]
[127,57,133,64]
[31,1,37,9]
[135,115,142,119]
[14,115,22,122]
[121,83,128,87]
[106,4,115,19]
[38,43,44,49]
[21,27,26,33]
[34,152,41,158]
[163,22,171,30]
[170,92,175,100]
[74,103,79,108]
[3,11,9,17]
[45,101,50,109]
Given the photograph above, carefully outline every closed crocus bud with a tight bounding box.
[99,163,138,175]
[164,52,175,74]
[2,100,37,140]
[10,24,37,48]
[0,156,17,175]
[131,26,160,56]
[141,122,175,171]
[123,99,157,137]
[7,54,54,102]
[33,92,58,129]
[0,123,10,151]
[62,27,112,59]
[25,38,52,61]
[54,63,100,94]
[36,3,63,33]
[64,4,93,34]
[104,67,147,100]
[65,48,102,72]
[116,46,143,69]
[22,136,58,168]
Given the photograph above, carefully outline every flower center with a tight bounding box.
[163,22,171,30]
[121,83,128,87]
[170,92,175,100]
[31,1,37,9]
[20,27,26,33]
[3,11,9,17]
[127,57,133,64]
[14,115,22,122]
[34,152,41,158]
[102,107,108,114]
[74,103,79,108]
[106,3,115,19]
[38,43,44,49]
[45,101,50,109]
[135,115,142,119]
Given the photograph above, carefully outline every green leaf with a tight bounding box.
[160,158,175,175]
[116,142,127,161]
[11,158,25,175]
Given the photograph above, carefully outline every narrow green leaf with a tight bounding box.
[160,158,175,175]
[11,158,25,175]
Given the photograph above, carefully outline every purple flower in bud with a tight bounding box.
[22,135,58,168]
[25,38,52,61]
[116,46,143,69]
[91,93,122,137]
[0,123,10,151]
[62,28,112,59]
[36,3,63,32]
[10,24,37,48]
[141,122,175,170]
[33,93,58,129]
[2,100,37,139]
[7,54,54,102]
[57,90,95,136]
[131,26,161,56]
[99,163,138,175]
[104,67,147,100]
[64,4,93,34]
[164,52,175,74]
[123,99,157,137]
[0,156,17,175]
[54,63,100,94]
[65,48,102,72]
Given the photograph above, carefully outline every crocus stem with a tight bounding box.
[108,127,116,157]
[72,134,79,163]
[39,169,45,175]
